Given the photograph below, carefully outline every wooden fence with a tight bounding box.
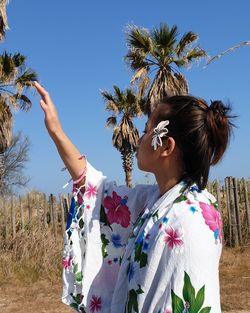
[0,177,250,247]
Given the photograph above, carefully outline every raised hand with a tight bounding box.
[34,81,63,138]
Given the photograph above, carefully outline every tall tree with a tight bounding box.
[125,23,207,114]
[101,86,141,187]
[0,0,9,41]
[0,52,37,153]
[0,131,30,195]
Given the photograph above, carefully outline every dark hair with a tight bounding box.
[150,95,236,190]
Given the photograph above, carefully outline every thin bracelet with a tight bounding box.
[62,154,87,189]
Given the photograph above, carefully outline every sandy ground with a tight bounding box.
[0,279,249,313]
[0,246,249,313]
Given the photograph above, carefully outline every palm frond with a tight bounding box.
[127,25,152,53]
[12,53,26,67]
[152,24,178,51]
[125,49,149,71]
[0,52,18,83]
[106,116,117,128]
[14,93,32,111]
[175,32,198,57]
[185,48,207,62]
[15,69,37,91]
[205,41,250,66]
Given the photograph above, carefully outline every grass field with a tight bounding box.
[0,228,249,313]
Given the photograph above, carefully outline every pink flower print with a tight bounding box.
[103,192,131,228]
[145,233,150,240]
[89,295,102,313]
[164,227,183,249]
[164,310,172,313]
[62,255,73,269]
[199,202,223,244]
[85,183,97,199]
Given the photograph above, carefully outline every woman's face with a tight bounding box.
[136,107,163,172]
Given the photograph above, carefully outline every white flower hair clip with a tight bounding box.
[151,120,170,151]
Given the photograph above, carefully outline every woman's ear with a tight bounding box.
[160,137,176,157]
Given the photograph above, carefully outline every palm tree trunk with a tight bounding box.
[0,153,4,193]
[121,146,133,188]
[0,102,13,153]
[0,0,9,41]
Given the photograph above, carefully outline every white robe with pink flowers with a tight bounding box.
[62,161,222,313]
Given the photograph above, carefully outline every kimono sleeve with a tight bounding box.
[62,161,154,312]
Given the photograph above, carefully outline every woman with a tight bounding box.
[35,81,234,313]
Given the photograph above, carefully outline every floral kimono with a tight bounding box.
[62,161,222,313]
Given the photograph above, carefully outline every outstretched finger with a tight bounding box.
[34,81,52,104]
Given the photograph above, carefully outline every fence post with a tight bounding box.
[225,177,232,246]
[229,177,239,246]
[243,178,250,238]
[50,194,57,239]
[19,196,25,231]
[59,194,65,236]
[3,196,8,240]
[11,196,16,239]
[27,193,32,229]
[232,178,242,245]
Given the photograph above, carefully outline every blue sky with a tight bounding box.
[2,0,250,194]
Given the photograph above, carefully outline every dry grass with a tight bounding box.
[0,225,62,284]
[220,245,250,312]
[0,225,249,312]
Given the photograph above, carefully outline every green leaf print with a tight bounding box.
[75,271,83,283]
[134,242,142,262]
[134,242,148,268]
[127,289,139,313]
[183,271,195,308]
[70,293,82,304]
[140,252,148,268]
[101,233,109,258]
[100,205,113,230]
[171,290,184,313]
[174,194,187,204]
[171,272,211,313]
[79,218,84,229]
[192,285,205,312]
[70,302,79,311]
[152,210,159,221]
[199,307,211,313]
[73,263,78,274]
[136,285,144,295]
[126,285,144,313]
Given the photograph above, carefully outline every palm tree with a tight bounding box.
[125,23,207,114]
[0,52,37,154]
[0,0,9,41]
[101,86,141,187]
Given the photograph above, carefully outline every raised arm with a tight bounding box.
[34,81,86,184]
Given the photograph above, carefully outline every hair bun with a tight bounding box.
[208,100,227,116]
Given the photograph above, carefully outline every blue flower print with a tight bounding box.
[127,262,135,281]
[113,257,118,263]
[111,234,123,248]
[162,217,169,224]
[190,185,201,193]
[142,242,149,251]
[190,206,198,214]
[214,228,219,241]
[135,229,145,245]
